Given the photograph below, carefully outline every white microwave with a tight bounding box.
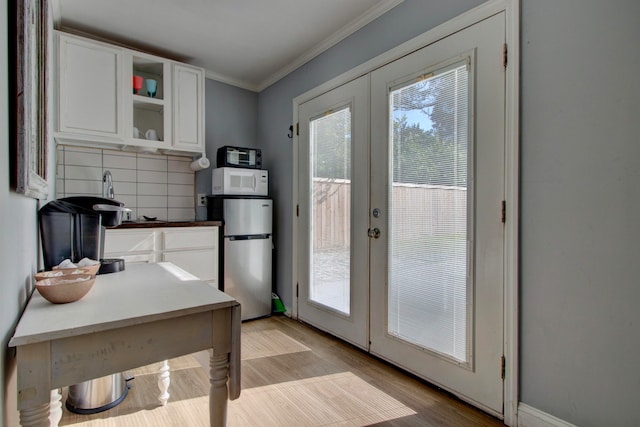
[211,167,268,196]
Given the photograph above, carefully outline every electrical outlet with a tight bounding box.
[197,193,207,207]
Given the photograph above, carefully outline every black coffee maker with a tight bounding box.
[39,196,129,274]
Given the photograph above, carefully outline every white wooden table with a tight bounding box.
[9,262,241,427]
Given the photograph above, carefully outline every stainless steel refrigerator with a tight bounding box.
[208,196,272,320]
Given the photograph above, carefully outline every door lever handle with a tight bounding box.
[368,227,381,239]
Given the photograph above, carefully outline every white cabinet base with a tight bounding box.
[105,226,218,286]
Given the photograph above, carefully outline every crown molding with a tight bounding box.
[255,0,403,91]
[204,69,260,92]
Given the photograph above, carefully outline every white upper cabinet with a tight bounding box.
[54,31,205,156]
[56,32,124,142]
[172,64,205,152]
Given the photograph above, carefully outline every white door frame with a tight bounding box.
[292,1,519,424]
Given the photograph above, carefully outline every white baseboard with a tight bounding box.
[518,403,577,427]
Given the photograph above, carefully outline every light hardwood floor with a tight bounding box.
[59,316,504,426]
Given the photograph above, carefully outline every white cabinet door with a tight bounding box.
[172,64,204,152]
[163,227,217,250]
[162,249,218,284]
[162,227,218,284]
[104,229,157,257]
[56,32,123,142]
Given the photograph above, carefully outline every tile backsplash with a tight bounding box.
[56,145,195,221]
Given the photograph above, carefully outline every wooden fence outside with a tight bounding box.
[312,178,466,250]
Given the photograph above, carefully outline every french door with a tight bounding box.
[298,12,506,414]
[370,13,505,414]
[297,75,370,349]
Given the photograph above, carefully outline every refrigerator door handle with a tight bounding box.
[228,234,270,241]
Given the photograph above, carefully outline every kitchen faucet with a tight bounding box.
[103,170,115,199]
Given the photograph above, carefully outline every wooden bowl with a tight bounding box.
[35,274,95,304]
[53,263,101,276]
[35,268,92,282]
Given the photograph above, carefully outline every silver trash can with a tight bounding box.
[65,373,129,414]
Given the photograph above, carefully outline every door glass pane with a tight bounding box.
[309,107,352,315]
[388,63,469,362]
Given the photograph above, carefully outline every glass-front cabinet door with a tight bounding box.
[125,52,172,151]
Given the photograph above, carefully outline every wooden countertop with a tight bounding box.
[111,220,222,229]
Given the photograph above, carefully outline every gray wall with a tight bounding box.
[258,0,640,426]
[520,1,640,426]
[195,78,259,220]
[1,2,55,424]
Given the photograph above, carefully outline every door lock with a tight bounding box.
[372,208,381,218]
[368,227,381,239]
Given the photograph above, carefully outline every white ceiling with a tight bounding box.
[52,0,403,92]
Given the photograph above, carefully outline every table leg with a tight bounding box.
[209,353,229,427]
[19,402,50,427]
[17,342,53,427]
[158,359,171,406]
[49,389,62,427]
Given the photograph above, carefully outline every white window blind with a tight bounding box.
[388,63,470,362]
